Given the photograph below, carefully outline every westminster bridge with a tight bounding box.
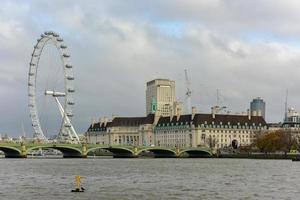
[0,142,212,158]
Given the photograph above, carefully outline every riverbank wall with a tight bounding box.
[217,153,299,160]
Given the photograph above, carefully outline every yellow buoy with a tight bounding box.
[75,175,81,189]
[71,175,85,192]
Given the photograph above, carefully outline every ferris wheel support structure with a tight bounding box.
[52,93,79,142]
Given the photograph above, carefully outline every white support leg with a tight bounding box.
[54,97,80,143]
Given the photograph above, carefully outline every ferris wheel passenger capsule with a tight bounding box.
[64,124,71,128]
[67,113,74,117]
[63,53,70,58]
[68,101,75,105]
[67,76,74,80]
[65,64,72,68]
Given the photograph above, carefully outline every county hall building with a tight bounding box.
[85,79,267,149]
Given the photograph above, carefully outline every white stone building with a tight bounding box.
[154,109,267,149]
[86,114,156,146]
[282,107,300,142]
[86,110,267,150]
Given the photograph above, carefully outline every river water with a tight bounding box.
[0,158,300,200]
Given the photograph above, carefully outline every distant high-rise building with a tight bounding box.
[250,97,266,119]
[146,79,178,117]
[284,107,300,123]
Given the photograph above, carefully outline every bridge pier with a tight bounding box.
[80,143,87,158]
[20,142,27,158]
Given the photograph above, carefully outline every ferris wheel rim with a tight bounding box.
[28,31,75,141]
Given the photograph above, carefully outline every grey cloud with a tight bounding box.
[1,0,300,137]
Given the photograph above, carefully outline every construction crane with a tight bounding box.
[184,69,192,114]
[214,89,229,114]
[284,89,288,122]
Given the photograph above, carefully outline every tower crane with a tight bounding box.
[184,69,192,114]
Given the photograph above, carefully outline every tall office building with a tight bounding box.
[146,79,178,117]
[250,97,266,119]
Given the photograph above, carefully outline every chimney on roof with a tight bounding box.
[112,114,118,120]
[211,107,216,119]
[103,117,108,126]
[99,117,104,126]
[247,109,251,120]
[192,106,197,120]
[91,118,95,128]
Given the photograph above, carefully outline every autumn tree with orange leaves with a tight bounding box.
[255,130,298,153]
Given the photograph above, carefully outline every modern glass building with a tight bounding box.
[250,97,266,119]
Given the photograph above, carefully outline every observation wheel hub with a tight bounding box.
[44,90,66,97]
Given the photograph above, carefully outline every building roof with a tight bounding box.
[87,114,155,131]
[87,113,267,132]
[156,114,192,125]
[109,114,154,127]
[267,123,282,127]
[146,79,174,86]
[156,113,267,127]
[87,121,112,131]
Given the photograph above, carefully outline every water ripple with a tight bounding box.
[0,158,299,199]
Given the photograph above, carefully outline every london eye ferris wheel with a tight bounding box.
[28,31,79,143]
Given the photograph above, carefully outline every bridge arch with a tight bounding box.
[138,147,177,158]
[179,149,212,158]
[0,146,23,158]
[86,146,134,158]
[27,145,83,158]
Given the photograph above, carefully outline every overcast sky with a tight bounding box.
[2,0,300,137]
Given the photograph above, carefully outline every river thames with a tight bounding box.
[0,158,300,200]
